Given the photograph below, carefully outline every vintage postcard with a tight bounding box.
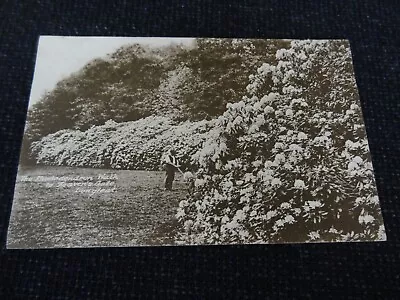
[7,36,386,248]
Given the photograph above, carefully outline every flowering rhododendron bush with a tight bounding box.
[176,40,385,244]
[30,116,210,171]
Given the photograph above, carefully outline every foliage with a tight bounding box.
[176,40,385,244]
[30,117,211,171]
[23,39,288,152]
[174,38,289,120]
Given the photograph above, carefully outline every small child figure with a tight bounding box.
[183,171,195,192]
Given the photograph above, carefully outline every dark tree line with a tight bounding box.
[21,38,289,164]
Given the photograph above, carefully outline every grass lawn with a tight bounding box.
[7,166,188,248]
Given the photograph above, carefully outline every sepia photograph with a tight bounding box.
[7,36,386,248]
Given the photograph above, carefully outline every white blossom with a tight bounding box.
[297,132,308,140]
[294,179,306,189]
[308,231,320,240]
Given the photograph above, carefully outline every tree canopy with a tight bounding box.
[26,38,288,141]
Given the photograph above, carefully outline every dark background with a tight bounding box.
[1,0,399,298]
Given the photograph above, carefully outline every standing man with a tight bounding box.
[162,149,180,191]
